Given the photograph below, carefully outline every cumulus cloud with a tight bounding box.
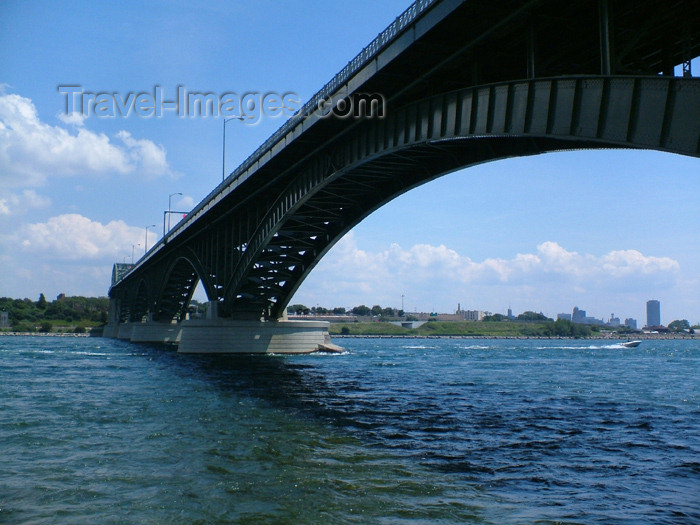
[174,195,196,210]
[296,232,681,310]
[18,213,143,260]
[0,91,172,188]
[116,130,169,178]
[0,189,51,216]
[57,111,87,127]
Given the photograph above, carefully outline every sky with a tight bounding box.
[0,1,698,326]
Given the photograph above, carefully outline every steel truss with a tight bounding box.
[112,76,699,323]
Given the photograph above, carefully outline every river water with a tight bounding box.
[1,336,698,523]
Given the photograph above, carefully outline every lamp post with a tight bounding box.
[144,224,156,254]
[131,244,140,264]
[165,192,182,235]
[222,116,245,182]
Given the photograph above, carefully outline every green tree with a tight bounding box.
[517,311,551,321]
[381,307,395,318]
[352,305,371,316]
[572,323,592,338]
[288,304,309,315]
[668,319,690,332]
[1,295,109,326]
[371,305,383,316]
[39,321,52,333]
[37,293,47,309]
[14,321,35,332]
[554,318,573,336]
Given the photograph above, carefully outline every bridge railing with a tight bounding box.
[228,0,436,185]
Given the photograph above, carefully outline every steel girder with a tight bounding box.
[223,75,700,320]
[112,247,211,323]
[111,75,699,323]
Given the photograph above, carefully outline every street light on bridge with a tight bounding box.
[131,243,140,264]
[222,116,246,182]
[144,224,156,254]
[165,192,182,236]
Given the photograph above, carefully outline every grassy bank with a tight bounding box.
[329,321,581,337]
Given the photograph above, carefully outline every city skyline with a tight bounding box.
[289,299,688,328]
[1,1,698,325]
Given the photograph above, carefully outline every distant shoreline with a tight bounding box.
[332,333,696,340]
[0,332,91,337]
[1,331,694,342]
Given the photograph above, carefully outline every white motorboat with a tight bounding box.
[620,340,642,348]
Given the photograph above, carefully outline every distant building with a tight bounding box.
[557,313,572,321]
[571,306,604,325]
[455,306,484,321]
[608,314,621,327]
[625,318,637,330]
[464,310,484,321]
[646,300,661,327]
[0,311,9,329]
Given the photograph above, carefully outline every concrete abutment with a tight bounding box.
[101,300,338,354]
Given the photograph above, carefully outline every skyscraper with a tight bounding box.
[646,300,661,327]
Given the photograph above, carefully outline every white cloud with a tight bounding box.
[174,195,196,210]
[57,111,87,127]
[17,213,143,260]
[321,235,679,287]
[0,91,173,188]
[116,130,169,178]
[293,232,681,313]
[0,189,51,216]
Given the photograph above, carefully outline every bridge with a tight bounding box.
[104,0,700,353]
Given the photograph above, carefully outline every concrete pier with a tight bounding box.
[102,319,331,354]
[130,321,181,344]
[116,322,134,340]
[102,300,338,353]
[102,323,119,338]
[177,318,331,354]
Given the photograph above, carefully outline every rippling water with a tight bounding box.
[1,336,699,523]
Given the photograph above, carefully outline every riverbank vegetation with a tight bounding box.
[2,297,696,336]
[0,295,109,333]
[330,319,598,337]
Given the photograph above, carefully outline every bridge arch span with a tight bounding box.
[153,250,215,322]
[130,279,151,323]
[225,75,699,320]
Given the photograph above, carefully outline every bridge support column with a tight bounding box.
[102,324,119,338]
[598,0,615,75]
[130,317,182,344]
[177,318,338,354]
[116,322,135,340]
[102,298,121,338]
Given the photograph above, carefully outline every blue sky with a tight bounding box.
[1,1,698,325]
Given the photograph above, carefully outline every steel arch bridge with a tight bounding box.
[108,0,700,329]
